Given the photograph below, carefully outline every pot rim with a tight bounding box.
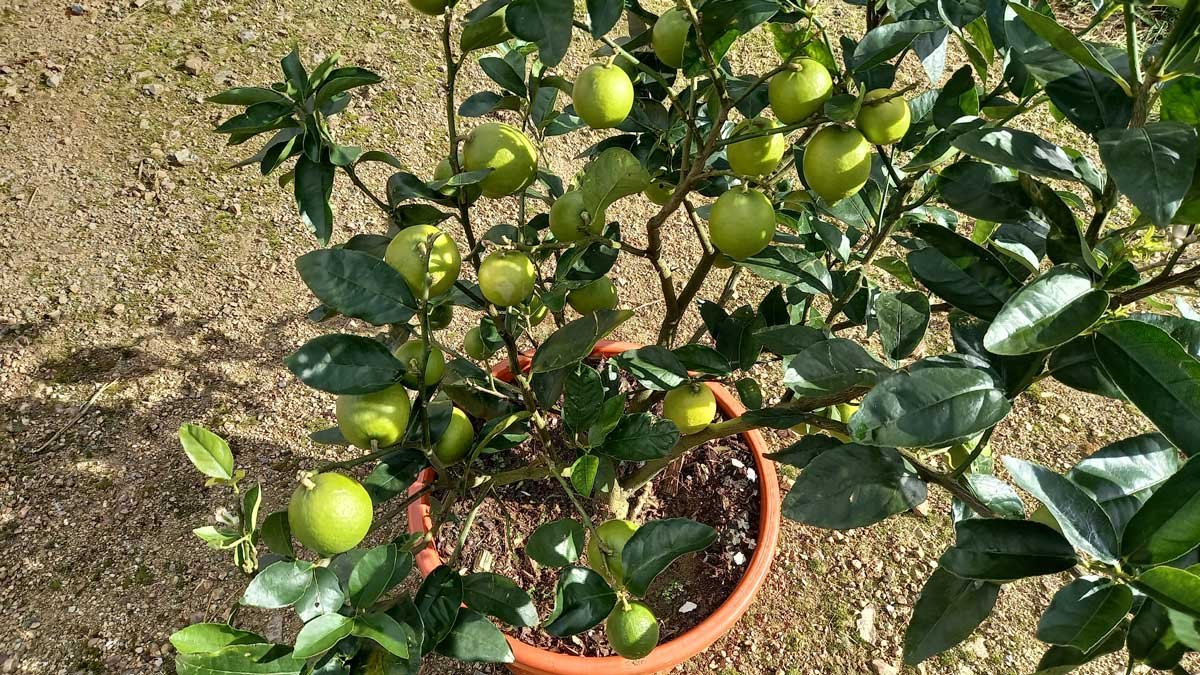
[407,340,781,675]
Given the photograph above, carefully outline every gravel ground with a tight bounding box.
[0,0,1189,673]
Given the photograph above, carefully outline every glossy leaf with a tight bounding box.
[1095,320,1200,457]
[1097,122,1199,228]
[241,560,312,609]
[414,565,462,651]
[982,265,1108,356]
[527,519,586,567]
[907,222,1020,319]
[530,310,633,373]
[505,0,573,66]
[965,474,1025,519]
[877,291,930,360]
[169,624,266,654]
[1036,577,1132,651]
[348,543,411,608]
[178,424,234,481]
[902,568,1000,665]
[1133,566,1200,618]
[296,249,417,325]
[939,519,1077,582]
[783,445,927,529]
[782,338,889,396]
[578,147,651,217]
[542,566,616,637]
[597,413,680,461]
[1003,457,1117,563]
[294,156,335,245]
[293,614,353,659]
[1121,455,1200,565]
[1067,432,1182,530]
[938,160,1033,222]
[621,518,718,597]
[951,126,1081,183]
[352,612,413,658]
[296,567,344,622]
[285,334,405,395]
[612,346,689,391]
[174,645,306,675]
[435,608,514,663]
[462,572,538,628]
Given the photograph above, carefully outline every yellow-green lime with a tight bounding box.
[434,155,482,202]
[803,126,871,204]
[288,472,373,556]
[463,122,538,198]
[464,326,494,360]
[408,0,447,15]
[652,8,690,69]
[645,180,674,206]
[336,383,412,450]
[663,383,717,435]
[566,277,618,314]
[550,191,606,242]
[768,59,833,124]
[856,88,911,145]
[392,340,445,388]
[709,188,775,260]
[586,519,639,584]
[727,117,786,177]
[606,601,660,660]
[479,250,536,307]
[384,225,462,298]
[434,407,475,465]
[573,63,634,129]
[428,303,453,330]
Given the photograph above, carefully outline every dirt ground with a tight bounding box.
[0,0,1186,673]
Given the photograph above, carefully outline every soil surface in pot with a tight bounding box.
[434,379,762,657]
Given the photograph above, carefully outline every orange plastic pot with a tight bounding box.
[407,340,781,675]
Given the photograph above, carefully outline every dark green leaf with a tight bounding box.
[435,608,514,663]
[414,565,462,652]
[527,519,586,567]
[1008,3,1129,91]
[462,573,538,627]
[938,160,1033,221]
[241,560,312,609]
[542,566,616,637]
[1003,457,1118,563]
[952,126,1081,183]
[1121,455,1200,565]
[902,568,1000,665]
[294,156,335,245]
[505,0,573,65]
[982,264,1108,356]
[296,249,417,325]
[530,310,634,373]
[877,291,930,359]
[851,20,944,71]
[612,346,689,391]
[673,344,733,375]
[621,518,718,597]
[766,434,845,470]
[1095,320,1200,457]
[755,324,825,356]
[293,614,353,659]
[1046,335,1125,400]
[209,87,294,107]
[585,0,621,37]
[1133,566,1200,618]
[1036,577,1132,651]
[782,338,889,396]
[1097,122,1199,228]
[1067,432,1181,531]
[907,222,1021,319]
[352,612,413,658]
[348,544,411,608]
[783,444,927,529]
[285,334,404,395]
[939,519,1077,582]
[364,448,427,505]
[570,454,600,496]
[579,147,651,217]
[175,645,306,675]
[597,413,680,461]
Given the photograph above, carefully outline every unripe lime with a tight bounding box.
[392,340,445,388]
[428,303,453,330]
[713,254,735,269]
[288,472,373,556]
[464,326,494,360]
[573,63,634,129]
[550,191,606,242]
[587,519,639,584]
[726,117,786,177]
[781,190,814,210]
[463,122,538,198]
[856,88,911,145]
[803,126,871,204]
[408,0,447,15]
[644,180,674,206]
[606,601,660,660]
[479,250,536,307]
[434,407,474,465]
[663,383,717,435]
[709,188,775,260]
[652,8,690,69]
[336,383,413,450]
[385,225,462,298]
[434,156,482,202]
[768,59,833,124]
[566,277,618,314]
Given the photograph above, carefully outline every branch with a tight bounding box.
[1112,263,1200,307]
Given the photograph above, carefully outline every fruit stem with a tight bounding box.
[297,471,317,490]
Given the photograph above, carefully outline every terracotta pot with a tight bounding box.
[407,340,781,675]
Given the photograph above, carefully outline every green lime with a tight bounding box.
[384,225,462,298]
[566,277,618,314]
[479,250,536,307]
[464,326,494,360]
[393,340,445,388]
[663,383,717,435]
[288,472,374,556]
[606,600,660,660]
[434,407,475,465]
[587,519,639,584]
[336,383,412,450]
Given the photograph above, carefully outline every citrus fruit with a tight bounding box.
[408,0,447,15]
[606,601,660,660]
[336,383,413,449]
[768,58,833,124]
[464,326,494,360]
[856,88,911,145]
[709,188,775,260]
[586,519,639,584]
[433,155,482,202]
[288,472,373,556]
[781,190,814,210]
[479,250,536,307]
[428,303,453,330]
[644,179,674,205]
[463,122,538,198]
[727,117,786,177]
[573,63,634,129]
[392,340,445,388]
[803,126,871,204]
[652,8,690,69]
[434,406,474,465]
[550,191,606,242]
[566,277,618,314]
[384,225,462,298]
[663,383,717,435]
